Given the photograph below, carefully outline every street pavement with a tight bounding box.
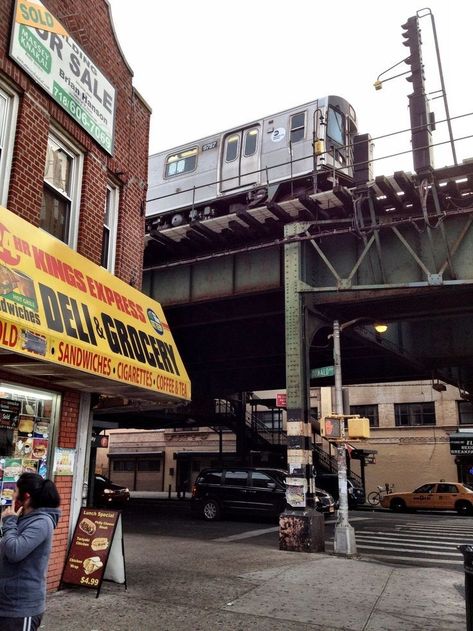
[41,501,468,631]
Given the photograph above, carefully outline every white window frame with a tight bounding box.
[41,130,83,249]
[0,81,19,206]
[101,182,119,273]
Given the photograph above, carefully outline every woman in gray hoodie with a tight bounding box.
[0,472,61,631]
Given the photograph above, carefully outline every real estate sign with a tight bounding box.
[10,0,116,154]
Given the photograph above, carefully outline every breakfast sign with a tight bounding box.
[61,508,126,597]
[0,206,191,403]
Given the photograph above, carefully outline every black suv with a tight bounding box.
[191,467,335,521]
[315,473,365,508]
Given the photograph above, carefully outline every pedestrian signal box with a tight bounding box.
[347,417,370,439]
[321,416,345,439]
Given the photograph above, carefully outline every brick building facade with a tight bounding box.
[0,0,152,590]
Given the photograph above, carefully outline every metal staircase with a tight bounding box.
[313,437,363,487]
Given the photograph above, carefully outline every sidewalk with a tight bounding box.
[42,529,466,630]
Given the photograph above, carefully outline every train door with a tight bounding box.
[220,126,260,192]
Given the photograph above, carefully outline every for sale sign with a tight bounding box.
[10,0,116,154]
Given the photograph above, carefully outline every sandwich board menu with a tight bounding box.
[60,507,127,598]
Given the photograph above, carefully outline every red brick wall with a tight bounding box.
[0,0,151,590]
[0,0,150,286]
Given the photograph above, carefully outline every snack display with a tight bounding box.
[82,556,103,575]
[79,518,97,536]
[91,537,109,552]
[18,416,35,434]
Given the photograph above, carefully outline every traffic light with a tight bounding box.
[347,417,370,439]
[401,16,424,92]
[321,416,345,439]
[401,15,433,175]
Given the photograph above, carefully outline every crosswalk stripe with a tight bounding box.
[355,535,461,549]
[340,543,461,557]
[360,529,473,542]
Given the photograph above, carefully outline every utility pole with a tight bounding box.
[332,320,357,556]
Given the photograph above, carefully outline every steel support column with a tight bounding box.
[279,222,324,552]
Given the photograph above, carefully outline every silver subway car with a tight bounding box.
[147,95,357,227]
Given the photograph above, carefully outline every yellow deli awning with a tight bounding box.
[0,206,191,403]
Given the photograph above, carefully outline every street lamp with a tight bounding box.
[332,319,357,556]
[331,318,388,556]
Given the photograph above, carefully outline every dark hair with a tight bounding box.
[17,473,61,509]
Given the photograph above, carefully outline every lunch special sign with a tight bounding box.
[0,207,191,402]
[61,508,126,597]
[10,0,116,154]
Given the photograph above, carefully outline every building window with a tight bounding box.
[113,459,135,471]
[458,401,473,425]
[0,84,19,205]
[137,459,161,472]
[101,183,119,272]
[290,112,305,143]
[40,134,82,247]
[243,128,258,156]
[394,402,436,426]
[165,147,197,177]
[350,405,379,428]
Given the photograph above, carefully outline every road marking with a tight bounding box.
[343,543,461,557]
[213,526,278,542]
[325,517,370,524]
[360,529,473,542]
[355,535,461,549]
[212,517,370,542]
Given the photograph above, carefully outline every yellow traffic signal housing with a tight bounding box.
[347,417,370,439]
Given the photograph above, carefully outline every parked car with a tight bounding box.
[380,481,473,515]
[315,473,365,508]
[191,467,335,521]
[93,474,130,507]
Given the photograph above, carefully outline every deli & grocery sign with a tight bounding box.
[0,206,191,402]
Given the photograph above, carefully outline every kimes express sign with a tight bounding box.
[0,207,191,402]
[10,0,116,154]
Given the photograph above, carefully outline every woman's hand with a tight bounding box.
[2,504,23,519]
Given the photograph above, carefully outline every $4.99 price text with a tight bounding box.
[80,576,99,587]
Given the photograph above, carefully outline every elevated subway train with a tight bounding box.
[146,95,358,230]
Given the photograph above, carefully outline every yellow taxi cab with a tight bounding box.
[380,482,473,515]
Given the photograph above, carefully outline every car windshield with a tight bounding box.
[463,484,473,493]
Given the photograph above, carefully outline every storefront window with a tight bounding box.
[0,383,59,514]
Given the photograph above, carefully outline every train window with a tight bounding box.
[244,129,258,157]
[165,147,198,177]
[327,108,345,146]
[226,135,239,162]
[290,112,305,143]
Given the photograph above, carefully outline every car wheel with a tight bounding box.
[390,498,406,513]
[202,498,221,521]
[367,491,380,506]
[456,501,473,516]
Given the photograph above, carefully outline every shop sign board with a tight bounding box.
[276,393,286,408]
[0,398,21,428]
[449,434,473,456]
[61,508,126,597]
[0,206,191,402]
[10,0,116,154]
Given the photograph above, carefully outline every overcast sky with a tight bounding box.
[108,0,472,176]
